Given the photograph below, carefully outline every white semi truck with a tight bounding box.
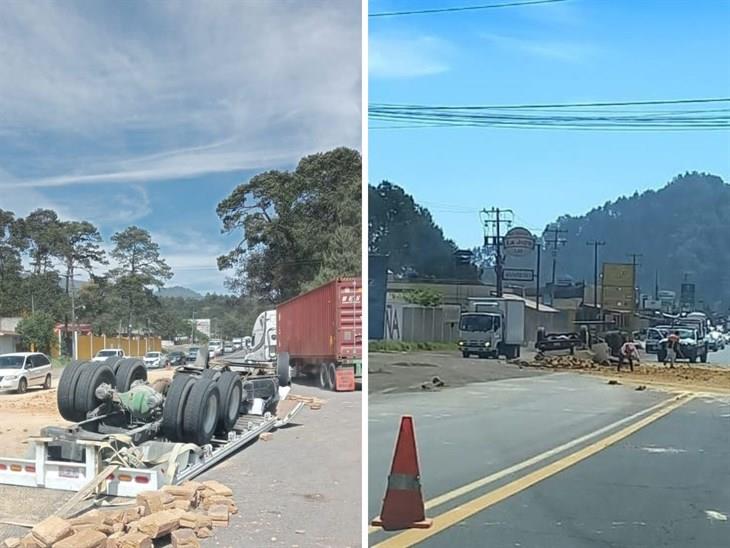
[244,310,277,363]
[458,298,525,359]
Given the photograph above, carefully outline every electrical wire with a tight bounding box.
[369,98,730,131]
[369,0,569,18]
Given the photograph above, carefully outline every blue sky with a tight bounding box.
[0,1,361,293]
[369,0,730,246]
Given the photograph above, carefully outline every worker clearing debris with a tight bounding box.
[617,337,640,372]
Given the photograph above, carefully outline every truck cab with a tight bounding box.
[458,298,524,359]
[244,310,277,363]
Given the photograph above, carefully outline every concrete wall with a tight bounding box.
[0,335,19,354]
[51,334,162,360]
[384,303,461,342]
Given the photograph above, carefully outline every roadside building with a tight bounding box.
[0,317,21,354]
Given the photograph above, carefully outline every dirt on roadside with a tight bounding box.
[528,354,730,394]
[369,350,548,393]
[0,368,175,457]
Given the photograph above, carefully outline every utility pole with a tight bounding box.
[481,207,514,298]
[535,238,542,311]
[626,253,642,310]
[586,241,606,308]
[544,225,567,304]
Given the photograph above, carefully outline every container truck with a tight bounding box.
[458,297,525,359]
[277,278,362,391]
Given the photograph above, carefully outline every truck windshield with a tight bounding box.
[460,314,494,332]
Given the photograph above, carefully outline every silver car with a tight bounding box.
[0,352,53,393]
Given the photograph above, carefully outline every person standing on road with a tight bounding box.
[618,336,640,372]
[665,330,680,368]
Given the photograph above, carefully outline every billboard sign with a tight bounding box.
[503,227,534,257]
[680,283,695,310]
[503,268,534,282]
[601,263,635,312]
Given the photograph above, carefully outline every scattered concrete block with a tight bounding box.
[52,529,106,548]
[171,528,200,548]
[115,531,152,548]
[135,510,180,539]
[259,432,273,441]
[31,515,73,547]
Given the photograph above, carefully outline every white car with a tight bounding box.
[143,351,164,369]
[223,343,234,354]
[0,352,53,393]
[232,338,243,350]
[92,349,125,363]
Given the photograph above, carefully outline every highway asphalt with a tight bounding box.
[369,372,730,547]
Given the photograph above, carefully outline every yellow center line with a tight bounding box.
[369,393,686,535]
[372,393,694,547]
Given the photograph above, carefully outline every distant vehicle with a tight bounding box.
[208,348,217,359]
[91,349,125,362]
[209,339,223,356]
[186,346,201,362]
[167,351,186,366]
[242,336,252,349]
[645,327,670,354]
[707,330,725,351]
[223,342,234,353]
[458,298,525,359]
[143,351,164,369]
[231,338,243,350]
[658,327,707,363]
[0,352,52,393]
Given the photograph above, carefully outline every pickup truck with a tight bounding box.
[91,348,125,362]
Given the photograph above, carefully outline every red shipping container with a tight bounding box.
[277,278,362,365]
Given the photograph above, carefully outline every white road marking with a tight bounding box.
[640,447,687,454]
[705,510,728,521]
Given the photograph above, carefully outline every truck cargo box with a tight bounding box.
[277,278,362,363]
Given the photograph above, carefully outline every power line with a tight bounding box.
[371,98,730,110]
[370,0,569,18]
[369,98,730,131]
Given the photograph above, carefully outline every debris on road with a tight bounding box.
[1,480,238,548]
[608,380,621,385]
[420,376,446,391]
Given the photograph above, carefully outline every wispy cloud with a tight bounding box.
[482,33,597,62]
[369,35,452,79]
[0,1,361,188]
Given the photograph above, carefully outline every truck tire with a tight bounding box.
[216,371,243,433]
[462,351,469,358]
[162,375,195,442]
[57,361,88,422]
[104,356,124,374]
[182,378,220,446]
[657,349,666,362]
[115,359,147,392]
[75,364,115,421]
[277,352,291,387]
[201,368,218,380]
[327,363,337,391]
[318,365,329,390]
[700,350,708,363]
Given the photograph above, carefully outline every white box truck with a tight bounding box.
[458,298,525,359]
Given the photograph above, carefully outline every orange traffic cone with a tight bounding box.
[371,416,433,531]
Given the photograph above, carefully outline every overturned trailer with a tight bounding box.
[0,349,303,498]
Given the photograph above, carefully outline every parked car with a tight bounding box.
[232,338,243,350]
[186,346,201,362]
[223,342,234,354]
[167,351,186,366]
[91,349,125,363]
[0,352,53,393]
[143,351,165,369]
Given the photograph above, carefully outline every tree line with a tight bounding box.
[0,208,173,353]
